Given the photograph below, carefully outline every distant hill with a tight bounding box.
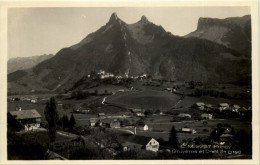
[8,13,251,93]
[185,15,251,57]
[8,54,54,74]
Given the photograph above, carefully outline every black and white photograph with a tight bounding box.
[1,1,259,163]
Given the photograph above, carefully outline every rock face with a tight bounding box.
[185,15,251,57]
[8,54,54,74]
[8,13,251,93]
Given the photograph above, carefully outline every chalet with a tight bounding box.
[30,99,37,103]
[98,113,105,118]
[232,105,240,112]
[89,119,97,127]
[130,108,142,113]
[238,107,250,116]
[122,135,159,152]
[193,102,205,110]
[8,109,41,131]
[201,113,213,119]
[219,103,229,112]
[137,124,149,131]
[219,134,234,145]
[221,107,233,116]
[96,120,103,127]
[110,120,121,128]
[165,88,173,92]
[205,104,212,110]
[136,112,145,117]
[57,101,63,106]
[177,113,191,119]
[179,127,197,134]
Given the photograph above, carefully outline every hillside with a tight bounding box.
[8,54,54,74]
[185,15,251,57]
[8,13,251,93]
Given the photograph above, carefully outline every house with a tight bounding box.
[179,127,197,134]
[219,103,229,112]
[122,135,159,152]
[136,112,145,117]
[232,105,240,112]
[238,107,250,116]
[96,120,103,127]
[193,102,205,110]
[110,120,121,128]
[221,107,233,116]
[89,119,97,127]
[165,88,173,92]
[219,134,234,145]
[98,113,105,118]
[8,109,41,131]
[205,104,212,110]
[137,124,148,131]
[177,113,191,119]
[201,113,213,119]
[30,99,37,103]
[130,108,142,113]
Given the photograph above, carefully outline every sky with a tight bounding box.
[8,7,250,59]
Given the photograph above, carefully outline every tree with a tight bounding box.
[69,114,76,129]
[168,126,179,148]
[44,97,59,143]
[7,113,23,132]
[62,115,69,130]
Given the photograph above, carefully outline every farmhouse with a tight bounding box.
[8,109,41,131]
[221,107,233,115]
[219,134,234,145]
[89,119,97,127]
[179,127,197,134]
[238,107,250,116]
[205,104,212,110]
[201,113,213,119]
[98,113,105,118]
[122,135,159,152]
[130,108,142,113]
[219,103,229,112]
[193,102,205,110]
[137,124,149,131]
[109,120,121,128]
[231,105,240,112]
[178,113,191,119]
[30,99,37,103]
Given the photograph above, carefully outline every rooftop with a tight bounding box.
[9,109,41,120]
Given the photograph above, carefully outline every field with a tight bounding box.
[106,90,181,110]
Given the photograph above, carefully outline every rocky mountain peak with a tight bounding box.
[140,15,149,23]
[109,12,120,23]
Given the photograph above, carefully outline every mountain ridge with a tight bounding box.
[8,13,251,93]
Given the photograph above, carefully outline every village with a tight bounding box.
[7,70,252,160]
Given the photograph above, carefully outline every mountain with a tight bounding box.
[185,15,251,57]
[8,13,251,93]
[8,54,54,74]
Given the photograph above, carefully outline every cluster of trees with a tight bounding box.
[192,89,250,100]
[45,97,77,142]
[70,89,113,100]
[188,81,203,89]
[71,90,91,99]
[57,115,76,131]
[192,89,229,98]
[7,113,23,133]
